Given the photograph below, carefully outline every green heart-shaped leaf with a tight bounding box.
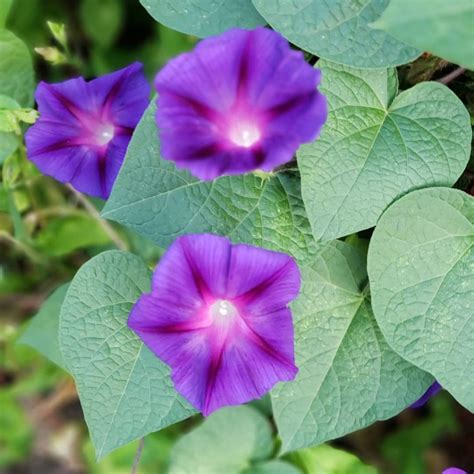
[272,241,433,452]
[139,0,265,37]
[59,250,195,460]
[300,60,471,241]
[368,187,474,411]
[252,0,420,68]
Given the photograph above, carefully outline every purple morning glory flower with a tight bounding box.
[25,62,150,199]
[443,469,467,474]
[128,234,300,415]
[154,27,327,180]
[411,381,442,408]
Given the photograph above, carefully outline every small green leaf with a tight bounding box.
[46,21,67,49]
[19,284,69,369]
[251,0,420,68]
[0,95,37,133]
[59,250,195,460]
[368,187,474,411]
[169,406,273,474]
[103,102,317,265]
[139,0,265,37]
[272,241,433,452]
[0,29,34,107]
[287,444,377,474]
[34,46,67,65]
[34,214,110,257]
[374,0,474,69]
[300,60,471,241]
[12,108,37,124]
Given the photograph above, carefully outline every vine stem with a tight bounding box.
[66,184,128,251]
[131,437,145,474]
[0,231,46,265]
[437,66,466,85]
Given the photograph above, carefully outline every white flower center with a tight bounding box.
[95,124,115,146]
[229,122,260,148]
[209,299,239,324]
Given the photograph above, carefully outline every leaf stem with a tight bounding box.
[437,67,466,85]
[131,437,145,474]
[66,185,128,251]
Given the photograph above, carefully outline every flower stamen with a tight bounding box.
[95,124,115,146]
[210,299,239,324]
[229,122,260,148]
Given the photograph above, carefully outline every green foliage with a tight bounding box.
[272,241,433,452]
[59,250,195,460]
[139,0,265,38]
[246,460,300,474]
[46,21,67,49]
[84,429,177,474]
[381,394,459,474]
[0,26,34,162]
[103,102,317,264]
[0,94,37,134]
[368,187,474,411]
[287,444,377,474]
[375,0,474,69]
[80,0,123,49]
[19,283,69,368]
[0,0,12,27]
[2,1,474,469]
[0,29,34,106]
[34,213,110,256]
[0,130,17,163]
[0,322,66,469]
[0,393,32,468]
[252,0,420,68]
[168,406,277,474]
[299,60,471,241]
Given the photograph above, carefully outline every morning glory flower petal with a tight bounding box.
[410,381,442,408]
[25,62,150,199]
[128,234,300,415]
[154,27,327,180]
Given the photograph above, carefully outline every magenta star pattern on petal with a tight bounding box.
[25,62,150,199]
[154,27,327,180]
[128,234,300,415]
